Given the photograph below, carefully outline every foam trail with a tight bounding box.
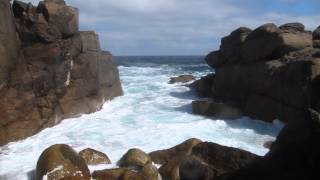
[0,57,284,180]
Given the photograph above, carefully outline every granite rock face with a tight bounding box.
[195,22,320,123]
[0,0,123,145]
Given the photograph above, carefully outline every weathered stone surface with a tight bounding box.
[196,22,320,123]
[149,138,202,165]
[0,1,123,145]
[0,0,20,88]
[36,144,90,180]
[191,142,261,176]
[118,148,152,168]
[79,148,111,165]
[192,100,242,119]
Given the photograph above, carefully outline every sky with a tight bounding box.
[22,0,320,56]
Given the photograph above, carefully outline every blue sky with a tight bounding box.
[24,0,320,55]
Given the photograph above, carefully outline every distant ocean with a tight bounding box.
[0,56,283,180]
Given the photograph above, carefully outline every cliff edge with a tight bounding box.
[0,0,123,145]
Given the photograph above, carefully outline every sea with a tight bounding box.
[0,56,284,180]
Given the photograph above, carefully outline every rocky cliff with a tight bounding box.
[194,22,320,123]
[0,0,123,145]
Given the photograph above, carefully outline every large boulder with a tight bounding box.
[192,100,242,119]
[118,148,152,169]
[149,138,202,165]
[35,144,90,180]
[79,148,111,165]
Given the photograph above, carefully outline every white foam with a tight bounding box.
[0,65,284,180]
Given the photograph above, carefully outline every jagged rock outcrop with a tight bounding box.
[194,22,320,123]
[0,0,123,145]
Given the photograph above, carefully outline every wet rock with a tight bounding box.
[79,148,111,165]
[263,141,274,149]
[36,144,90,180]
[118,148,152,169]
[192,100,243,119]
[149,138,202,165]
[169,75,196,84]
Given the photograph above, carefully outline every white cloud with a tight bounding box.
[19,0,320,55]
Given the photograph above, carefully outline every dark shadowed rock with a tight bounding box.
[179,156,217,180]
[220,27,252,65]
[205,51,226,68]
[79,148,111,165]
[191,74,215,98]
[149,138,202,165]
[313,26,320,40]
[279,22,305,32]
[216,109,320,180]
[192,100,242,119]
[36,144,90,180]
[169,75,196,84]
[191,142,261,176]
[263,141,274,149]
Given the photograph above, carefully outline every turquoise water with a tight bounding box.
[0,56,283,180]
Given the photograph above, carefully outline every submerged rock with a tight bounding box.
[36,144,90,180]
[79,148,111,165]
[169,75,196,84]
[192,100,242,119]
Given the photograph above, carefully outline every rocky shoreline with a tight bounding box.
[0,0,123,145]
[1,0,320,179]
[192,22,320,124]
